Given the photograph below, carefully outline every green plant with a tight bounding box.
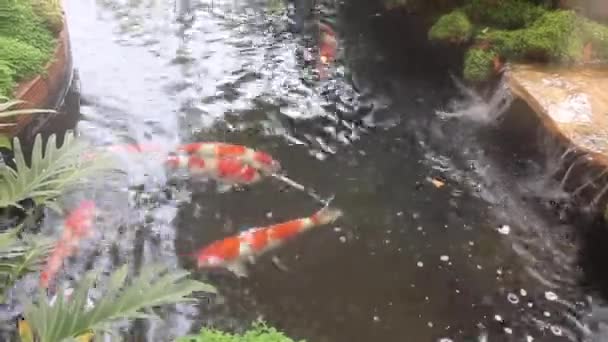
[0,97,55,119]
[0,224,53,302]
[463,47,496,82]
[0,64,15,97]
[177,320,305,342]
[429,10,473,43]
[30,0,63,34]
[0,0,55,54]
[23,264,216,342]
[0,132,114,211]
[464,0,547,29]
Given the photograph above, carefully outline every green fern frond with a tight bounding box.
[24,263,217,342]
[0,225,53,302]
[0,132,115,210]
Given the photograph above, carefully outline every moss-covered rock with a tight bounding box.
[0,36,48,81]
[429,10,473,43]
[582,19,608,59]
[464,0,547,30]
[0,1,55,54]
[480,10,584,62]
[463,48,496,82]
[0,63,16,98]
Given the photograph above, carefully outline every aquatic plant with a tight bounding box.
[0,225,53,302]
[177,320,306,342]
[428,10,473,43]
[22,264,216,342]
[0,132,114,211]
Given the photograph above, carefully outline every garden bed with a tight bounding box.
[0,2,74,142]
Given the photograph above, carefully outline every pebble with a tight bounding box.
[497,225,511,235]
[545,291,558,301]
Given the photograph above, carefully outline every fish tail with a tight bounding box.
[311,207,343,226]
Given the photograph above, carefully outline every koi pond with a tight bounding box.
[7,0,608,340]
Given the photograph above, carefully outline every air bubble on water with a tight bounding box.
[543,311,551,317]
[468,241,474,246]
[520,289,527,296]
[412,212,420,219]
[373,315,380,322]
[427,321,433,328]
[384,239,390,244]
[334,227,342,232]
[507,293,519,304]
[339,236,346,243]
[440,255,449,262]
[527,302,533,308]
[497,225,510,235]
[476,265,483,270]
[504,327,513,334]
[494,315,503,322]
[396,211,403,216]
[417,261,424,267]
[417,226,423,231]
[550,325,562,336]
[545,291,558,301]
[526,336,534,342]
[438,338,453,342]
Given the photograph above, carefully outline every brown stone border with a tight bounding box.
[507,70,608,217]
[0,11,73,137]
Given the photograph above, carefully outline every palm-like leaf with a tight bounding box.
[0,225,54,302]
[0,132,115,210]
[24,264,217,342]
[0,97,56,118]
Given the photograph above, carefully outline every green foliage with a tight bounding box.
[0,64,15,97]
[480,10,586,62]
[0,225,53,302]
[429,10,473,43]
[582,19,608,59]
[0,0,55,54]
[0,132,115,211]
[464,0,547,30]
[23,264,217,342]
[177,321,305,342]
[463,48,496,82]
[30,0,64,34]
[0,36,48,82]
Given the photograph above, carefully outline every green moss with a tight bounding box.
[31,0,63,34]
[0,36,48,82]
[429,10,473,43]
[463,48,496,82]
[582,19,608,59]
[0,63,15,98]
[481,10,584,62]
[464,0,547,30]
[177,321,306,342]
[0,0,55,54]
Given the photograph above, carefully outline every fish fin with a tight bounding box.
[227,262,249,278]
[312,206,343,225]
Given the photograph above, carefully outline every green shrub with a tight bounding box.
[464,0,547,29]
[0,0,55,54]
[582,19,608,59]
[429,10,473,43]
[30,0,63,34]
[177,321,306,342]
[0,36,48,82]
[463,48,496,82]
[0,63,15,97]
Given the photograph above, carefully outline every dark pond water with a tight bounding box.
[10,0,608,340]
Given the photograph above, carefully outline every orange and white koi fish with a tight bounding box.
[165,154,263,186]
[40,201,96,290]
[176,142,281,175]
[317,22,338,79]
[194,207,343,277]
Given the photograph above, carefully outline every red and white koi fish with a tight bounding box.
[40,201,96,290]
[165,154,263,186]
[194,207,343,277]
[176,142,281,175]
[317,22,338,79]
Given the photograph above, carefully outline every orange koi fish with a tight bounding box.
[165,154,263,185]
[194,207,343,277]
[176,142,281,175]
[39,201,96,290]
[317,22,338,79]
